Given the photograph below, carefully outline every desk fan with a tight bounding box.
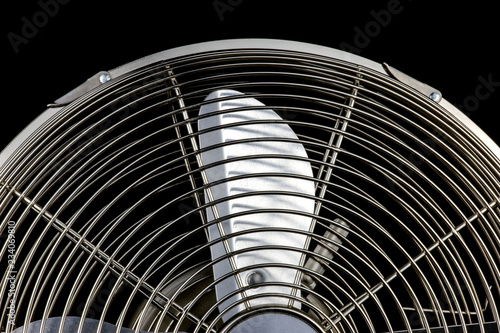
[1,39,499,333]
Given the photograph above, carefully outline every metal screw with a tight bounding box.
[429,91,442,103]
[99,73,111,84]
[246,271,264,286]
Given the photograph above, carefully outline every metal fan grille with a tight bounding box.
[1,41,499,333]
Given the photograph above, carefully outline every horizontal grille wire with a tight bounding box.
[1,47,499,333]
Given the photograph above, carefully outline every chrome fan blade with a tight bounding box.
[198,89,315,321]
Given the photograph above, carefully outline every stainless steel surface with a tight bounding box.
[1,39,499,333]
[54,71,112,105]
[107,39,386,82]
[382,63,442,103]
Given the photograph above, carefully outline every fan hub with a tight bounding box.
[226,312,321,333]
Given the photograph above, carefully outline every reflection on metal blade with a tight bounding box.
[198,89,315,321]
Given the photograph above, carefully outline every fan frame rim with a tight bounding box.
[1,38,499,172]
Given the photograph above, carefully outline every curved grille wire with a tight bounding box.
[1,48,500,333]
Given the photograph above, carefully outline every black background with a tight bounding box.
[3,0,500,150]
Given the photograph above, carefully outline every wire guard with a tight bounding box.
[1,41,499,333]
